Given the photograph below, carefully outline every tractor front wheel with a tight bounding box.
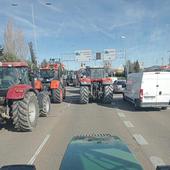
[80,86,89,104]
[38,92,51,117]
[51,88,63,103]
[103,85,113,104]
[12,92,39,131]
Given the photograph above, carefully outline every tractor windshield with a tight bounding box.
[40,69,55,79]
[0,67,29,89]
[87,68,105,79]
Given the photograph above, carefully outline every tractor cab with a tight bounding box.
[0,62,30,95]
[40,68,56,84]
[40,63,63,82]
[86,67,106,79]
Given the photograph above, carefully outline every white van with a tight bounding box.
[123,71,170,109]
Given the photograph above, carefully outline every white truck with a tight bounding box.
[123,71,170,109]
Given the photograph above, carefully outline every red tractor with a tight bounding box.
[79,67,113,104]
[0,62,51,131]
[39,62,66,103]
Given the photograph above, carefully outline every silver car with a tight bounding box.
[113,80,126,93]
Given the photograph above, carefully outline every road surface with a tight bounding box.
[0,86,169,170]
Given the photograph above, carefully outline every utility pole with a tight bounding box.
[124,49,128,74]
[161,57,164,66]
[168,51,170,65]
[31,4,38,54]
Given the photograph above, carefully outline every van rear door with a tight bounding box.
[142,73,157,104]
[156,72,170,105]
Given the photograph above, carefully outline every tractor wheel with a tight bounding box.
[12,92,39,131]
[38,92,51,117]
[51,88,63,103]
[103,85,113,104]
[80,86,89,104]
[63,88,66,99]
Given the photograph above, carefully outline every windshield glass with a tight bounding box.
[87,68,105,79]
[117,81,126,85]
[40,69,55,79]
[0,67,29,89]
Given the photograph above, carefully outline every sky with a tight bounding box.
[0,0,170,69]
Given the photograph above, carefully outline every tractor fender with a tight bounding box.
[6,84,36,100]
[34,79,43,90]
[50,80,60,89]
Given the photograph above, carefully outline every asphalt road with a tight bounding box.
[0,86,169,170]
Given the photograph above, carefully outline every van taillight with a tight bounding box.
[139,89,143,100]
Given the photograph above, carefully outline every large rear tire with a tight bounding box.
[103,85,113,104]
[51,88,63,103]
[161,107,167,110]
[38,92,51,117]
[12,92,39,131]
[80,86,89,104]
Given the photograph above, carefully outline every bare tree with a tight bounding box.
[15,29,28,60]
[4,20,15,56]
[28,41,37,69]
[3,19,28,61]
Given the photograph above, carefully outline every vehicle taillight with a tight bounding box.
[139,89,143,100]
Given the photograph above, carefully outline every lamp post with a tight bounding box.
[11,2,52,61]
[168,51,170,65]
[11,3,37,53]
[121,35,128,77]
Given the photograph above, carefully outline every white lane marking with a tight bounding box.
[28,134,50,165]
[133,134,148,145]
[67,103,71,107]
[150,156,165,168]
[123,121,134,128]
[117,112,126,118]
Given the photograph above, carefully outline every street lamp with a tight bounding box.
[11,3,37,53]
[45,2,52,6]
[11,3,18,6]
[121,35,128,77]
